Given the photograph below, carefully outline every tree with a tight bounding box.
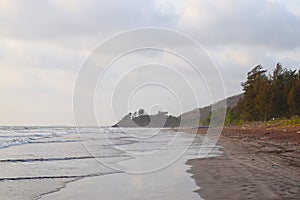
[228,64,299,123]
[269,63,297,118]
[138,108,145,116]
[132,111,137,118]
[255,76,271,121]
[288,71,300,116]
[240,65,268,121]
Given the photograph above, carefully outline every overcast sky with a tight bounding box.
[1,0,300,126]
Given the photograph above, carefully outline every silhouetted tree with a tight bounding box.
[138,109,145,116]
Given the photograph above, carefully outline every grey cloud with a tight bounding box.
[179,0,300,49]
[0,0,178,39]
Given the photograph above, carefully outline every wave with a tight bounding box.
[0,171,121,181]
[0,154,128,163]
[0,127,80,149]
[0,138,29,148]
[0,138,82,149]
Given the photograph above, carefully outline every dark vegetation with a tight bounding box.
[112,109,180,128]
[204,63,300,125]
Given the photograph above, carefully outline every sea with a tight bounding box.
[0,126,222,200]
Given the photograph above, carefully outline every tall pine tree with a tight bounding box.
[288,71,300,116]
[240,65,268,121]
[269,63,288,118]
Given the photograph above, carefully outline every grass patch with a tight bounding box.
[266,116,300,127]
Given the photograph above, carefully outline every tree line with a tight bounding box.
[113,109,180,127]
[226,63,300,124]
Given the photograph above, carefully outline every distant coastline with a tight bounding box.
[112,110,180,128]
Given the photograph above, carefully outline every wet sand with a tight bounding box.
[186,126,300,199]
[38,130,210,200]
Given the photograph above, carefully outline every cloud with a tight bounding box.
[178,0,300,49]
[0,64,75,125]
[0,0,178,40]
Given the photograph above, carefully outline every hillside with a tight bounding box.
[113,94,243,128]
[112,111,180,128]
[180,93,244,127]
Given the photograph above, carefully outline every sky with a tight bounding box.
[1,0,300,126]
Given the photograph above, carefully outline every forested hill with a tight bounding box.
[179,93,244,127]
[112,110,180,128]
[113,94,243,128]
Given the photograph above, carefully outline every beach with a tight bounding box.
[186,125,300,199]
[1,126,299,199]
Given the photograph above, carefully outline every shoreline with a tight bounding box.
[185,126,300,199]
[38,129,203,200]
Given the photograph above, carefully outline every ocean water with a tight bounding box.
[0,127,222,200]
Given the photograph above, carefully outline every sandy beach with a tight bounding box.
[186,125,300,199]
[1,126,299,199]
